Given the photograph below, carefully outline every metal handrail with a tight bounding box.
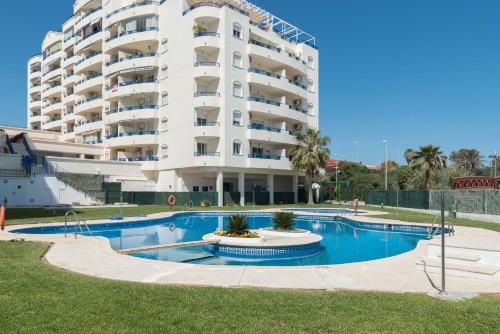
[64,211,93,238]
[427,214,454,239]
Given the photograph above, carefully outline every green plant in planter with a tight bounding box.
[225,215,250,236]
[192,24,206,33]
[272,212,297,231]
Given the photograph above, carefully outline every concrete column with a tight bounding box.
[293,175,299,204]
[238,172,245,206]
[267,174,274,205]
[79,153,85,159]
[216,170,224,207]
[175,170,183,191]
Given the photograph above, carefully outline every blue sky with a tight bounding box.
[1,0,499,165]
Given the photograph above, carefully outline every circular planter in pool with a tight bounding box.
[258,228,311,238]
[202,232,323,261]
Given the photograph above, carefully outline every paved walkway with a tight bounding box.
[2,210,500,295]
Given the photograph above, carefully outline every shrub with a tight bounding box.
[225,215,250,236]
[272,212,297,231]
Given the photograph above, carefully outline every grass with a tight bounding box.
[1,240,500,333]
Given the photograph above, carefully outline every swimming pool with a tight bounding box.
[13,212,430,266]
[283,208,363,214]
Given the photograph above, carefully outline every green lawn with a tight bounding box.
[1,241,499,333]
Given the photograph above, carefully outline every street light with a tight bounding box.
[382,140,388,190]
[489,151,498,178]
[437,155,446,295]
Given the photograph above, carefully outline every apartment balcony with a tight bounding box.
[75,30,103,53]
[63,73,77,86]
[62,54,78,68]
[29,114,44,123]
[247,68,307,99]
[61,130,76,142]
[193,152,220,167]
[29,100,43,109]
[29,70,42,80]
[105,105,158,124]
[247,154,292,170]
[74,0,99,14]
[74,52,103,73]
[247,125,297,145]
[105,130,159,147]
[42,85,62,99]
[74,75,103,94]
[193,32,220,50]
[74,6,102,32]
[63,108,75,118]
[43,50,63,65]
[105,52,158,76]
[184,2,222,19]
[248,40,307,75]
[74,96,103,114]
[105,27,159,52]
[193,61,220,79]
[42,118,62,131]
[104,1,159,28]
[247,96,308,123]
[194,122,220,138]
[29,85,42,94]
[194,92,220,109]
[63,36,75,49]
[63,93,78,105]
[74,118,103,135]
[42,102,63,116]
[42,68,62,83]
[105,78,158,100]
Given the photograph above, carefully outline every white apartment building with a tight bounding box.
[26,0,319,206]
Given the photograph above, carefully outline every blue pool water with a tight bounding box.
[13,212,429,266]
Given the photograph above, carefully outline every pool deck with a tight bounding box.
[2,209,500,296]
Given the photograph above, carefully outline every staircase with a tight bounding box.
[417,247,500,280]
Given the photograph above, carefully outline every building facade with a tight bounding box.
[26,0,319,205]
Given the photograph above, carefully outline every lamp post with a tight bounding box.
[382,140,388,190]
[334,166,340,203]
[438,155,446,295]
[489,151,498,178]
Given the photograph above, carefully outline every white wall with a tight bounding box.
[0,154,22,170]
[0,175,97,207]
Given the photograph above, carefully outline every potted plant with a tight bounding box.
[259,211,311,237]
[193,23,206,34]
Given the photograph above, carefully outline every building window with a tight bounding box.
[161,144,168,158]
[307,56,314,69]
[193,186,199,192]
[233,140,242,155]
[202,186,209,192]
[232,81,243,98]
[161,91,168,105]
[232,51,242,68]
[308,79,314,92]
[233,22,242,39]
[232,110,242,126]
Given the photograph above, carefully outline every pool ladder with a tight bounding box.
[185,200,194,211]
[64,211,93,239]
[427,214,454,239]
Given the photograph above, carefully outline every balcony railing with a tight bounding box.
[76,29,102,45]
[106,52,157,66]
[249,39,281,53]
[288,79,307,90]
[75,73,102,86]
[248,153,282,160]
[106,130,158,139]
[74,6,102,25]
[75,95,102,106]
[194,61,220,67]
[194,92,220,97]
[84,139,103,145]
[194,31,220,38]
[31,112,41,117]
[288,104,308,115]
[75,51,102,66]
[248,96,280,106]
[182,1,249,17]
[63,109,74,116]
[43,67,61,76]
[116,156,159,162]
[105,77,157,91]
[248,124,282,133]
[43,118,61,125]
[106,1,157,19]
[75,117,102,127]
[194,121,220,126]
[248,67,281,79]
[106,27,159,42]
[106,104,158,115]
[43,49,62,60]
[194,152,220,157]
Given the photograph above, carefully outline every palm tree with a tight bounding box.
[225,215,250,236]
[409,145,446,189]
[450,149,483,174]
[404,149,415,165]
[290,128,330,204]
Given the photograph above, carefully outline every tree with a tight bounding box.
[450,149,483,175]
[290,128,330,204]
[409,145,447,189]
[404,149,415,165]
